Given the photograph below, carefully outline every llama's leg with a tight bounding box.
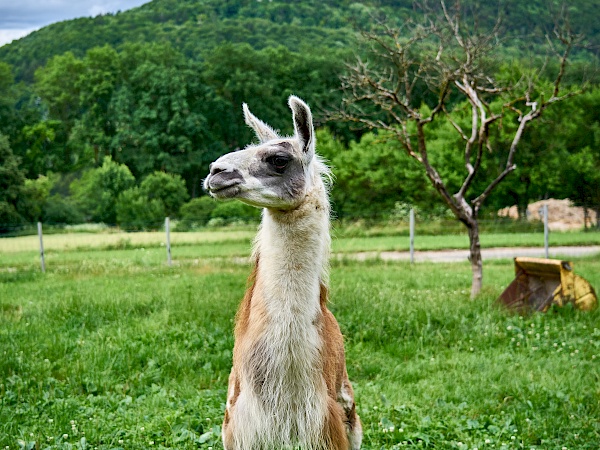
[222,410,234,450]
[347,414,362,450]
[222,370,239,450]
[324,397,350,450]
[338,378,362,449]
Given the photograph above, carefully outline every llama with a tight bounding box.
[203,96,362,450]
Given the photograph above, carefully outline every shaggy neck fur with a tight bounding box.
[234,173,332,449]
[255,175,331,304]
[211,97,361,450]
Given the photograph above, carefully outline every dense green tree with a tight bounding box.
[19,120,68,177]
[16,175,51,223]
[108,43,219,192]
[202,43,278,149]
[0,134,26,231]
[178,196,218,228]
[31,47,120,174]
[70,157,136,223]
[115,187,165,230]
[202,43,347,148]
[69,45,122,166]
[0,62,41,154]
[566,146,600,226]
[27,53,87,176]
[34,52,84,123]
[138,171,189,217]
[318,129,435,219]
[0,62,16,137]
[561,90,600,226]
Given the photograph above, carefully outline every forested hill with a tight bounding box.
[1,0,599,82]
[1,0,599,232]
[1,0,364,82]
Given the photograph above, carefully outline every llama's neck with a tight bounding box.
[235,183,332,447]
[253,183,330,318]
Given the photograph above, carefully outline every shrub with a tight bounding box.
[114,172,189,230]
[71,158,135,224]
[16,176,52,222]
[139,172,189,218]
[210,201,261,225]
[178,196,218,229]
[43,195,84,225]
[116,187,165,231]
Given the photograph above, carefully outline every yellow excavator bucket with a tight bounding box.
[496,257,597,313]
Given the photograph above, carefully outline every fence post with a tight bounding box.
[409,208,415,264]
[37,221,45,273]
[165,217,172,267]
[543,204,549,258]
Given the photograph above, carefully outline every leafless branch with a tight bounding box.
[338,0,582,223]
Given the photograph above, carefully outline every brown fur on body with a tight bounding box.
[205,96,361,450]
[222,262,360,450]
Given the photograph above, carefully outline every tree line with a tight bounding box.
[1,0,599,235]
[0,41,347,231]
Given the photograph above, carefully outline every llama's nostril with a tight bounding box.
[210,163,227,175]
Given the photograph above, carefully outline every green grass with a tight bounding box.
[1,240,599,449]
[332,230,600,253]
[0,229,256,254]
[2,228,599,259]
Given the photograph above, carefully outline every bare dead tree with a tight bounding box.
[339,0,580,298]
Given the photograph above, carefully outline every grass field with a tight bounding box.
[2,227,600,256]
[1,231,599,449]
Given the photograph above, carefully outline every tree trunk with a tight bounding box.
[517,201,528,221]
[467,221,483,298]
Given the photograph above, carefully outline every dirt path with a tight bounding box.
[346,246,600,263]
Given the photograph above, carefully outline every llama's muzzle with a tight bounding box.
[205,163,244,197]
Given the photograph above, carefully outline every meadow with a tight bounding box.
[1,229,599,449]
[2,225,600,257]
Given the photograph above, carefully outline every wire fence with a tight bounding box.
[2,201,599,236]
[2,202,599,273]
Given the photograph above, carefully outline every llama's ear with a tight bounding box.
[288,95,314,157]
[243,103,279,144]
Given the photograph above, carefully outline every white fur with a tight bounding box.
[208,97,359,449]
[229,177,332,449]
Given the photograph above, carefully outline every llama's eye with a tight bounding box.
[267,155,290,173]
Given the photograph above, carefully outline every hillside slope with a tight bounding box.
[1,0,598,82]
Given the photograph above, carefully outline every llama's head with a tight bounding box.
[204,96,328,210]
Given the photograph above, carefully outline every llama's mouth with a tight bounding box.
[208,181,242,198]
